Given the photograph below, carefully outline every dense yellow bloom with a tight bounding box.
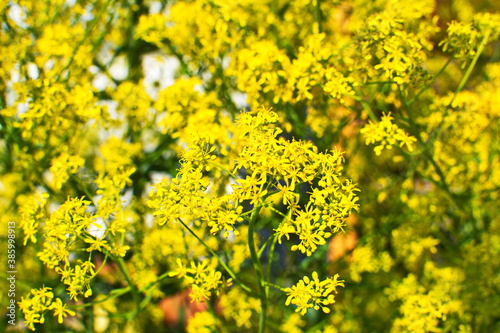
[386,264,464,333]
[441,13,500,66]
[19,287,74,330]
[285,272,345,315]
[228,40,291,105]
[18,191,49,245]
[361,112,417,155]
[280,313,307,333]
[349,245,393,282]
[135,14,168,47]
[186,311,220,333]
[169,258,229,303]
[220,287,260,328]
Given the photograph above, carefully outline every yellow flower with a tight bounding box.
[49,152,84,189]
[50,298,75,324]
[360,112,417,155]
[285,272,344,315]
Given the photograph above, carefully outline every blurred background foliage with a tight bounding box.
[1,0,499,332]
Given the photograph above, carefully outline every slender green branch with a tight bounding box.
[283,103,309,139]
[430,31,492,145]
[138,271,175,293]
[455,30,491,94]
[258,234,277,259]
[70,268,175,310]
[258,208,289,259]
[91,7,117,53]
[69,287,131,309]
[71,175,96,205]
[263,281,286,292]
[163,40,193,76]
[248,204,267,333]
[115,256,141,318]
[208,161,240,180]
[264,204,288,219]
[102,223,139,318]
[315,0,323,33]
[207,300,223,333]
[362,81,397,85]
[397,85,455,200]
[176,218,259,298]
[399,31,493,207]
[265,235,278,303]
[266,236,277,282]
[92,254,108,277]
[352,86,378,121]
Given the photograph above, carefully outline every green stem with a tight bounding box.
[315,0,323,33]
[258,207,290,259]
[69,287,131,309]
[352,86,377,121]
[176,218,258,298]
[265,235,278,301]
[72,175,96,205]
[430,31,491,145]
[70,271,175,310]
[264,204,288,218]
[398,85,455,202]
[92,254,108,277]
[208,161,240,180]
[138,271,174,293]
[455,31,491,94]
[263,281,286,292]
[400,31,492,208]
[115,256,141,318]
[248,205,267,333]
[362,81,397,85]
[258,234,276,259]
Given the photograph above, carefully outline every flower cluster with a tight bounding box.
[349,244,393,282]
[441,13,500,66]
[386,263,464,333]
[168,258,230,303]
[220,287,261,328]
[284,272,345,315]
[360,112,417,155]
[148,166,243,238]
[18,287,75,330]
[49,153,85,189]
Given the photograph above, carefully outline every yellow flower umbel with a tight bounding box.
[18,287,75,331]
[49,152,85,189]
[285,272,345,315]
[360,112,417,155]
[168,258,230,303]
[232,108,359,256]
